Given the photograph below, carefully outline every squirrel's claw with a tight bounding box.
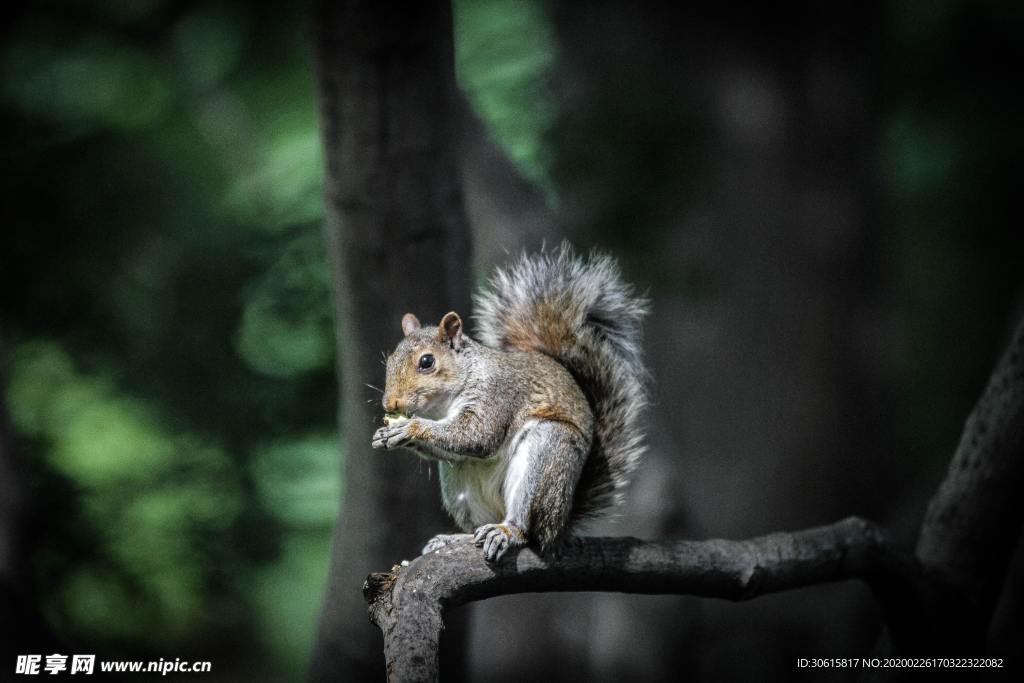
[473,523,525,563]
[372,422,413,450]
[370,426,389,449]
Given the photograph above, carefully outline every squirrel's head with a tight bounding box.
[382,311,468,419]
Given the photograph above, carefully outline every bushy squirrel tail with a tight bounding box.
[474,243,648,518]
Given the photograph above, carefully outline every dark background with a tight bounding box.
[1,0,1022,680]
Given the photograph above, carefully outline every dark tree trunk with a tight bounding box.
[461,4,888,679]
[310,1,472,679]
[0,360,27,665]
[0,349,62,664]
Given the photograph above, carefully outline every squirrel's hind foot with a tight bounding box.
[473,522,526,563]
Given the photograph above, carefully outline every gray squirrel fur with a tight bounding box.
[372,244,648,562]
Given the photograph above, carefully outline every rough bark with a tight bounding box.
[363,313,1024,681]
[310,1,472,680]
[365,518,917,683]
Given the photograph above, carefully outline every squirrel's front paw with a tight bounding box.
[473,522,526,563]
[371,421,414,450]
[421,533,470,555]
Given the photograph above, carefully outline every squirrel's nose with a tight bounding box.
[384,397,406,414]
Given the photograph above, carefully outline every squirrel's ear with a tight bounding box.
[438,311,463,349]
[401,313,421,337]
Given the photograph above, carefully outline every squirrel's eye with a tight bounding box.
[418,354,435,371]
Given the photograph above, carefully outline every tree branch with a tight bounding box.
[361,312,1024,680]
[915,315,1024,642]
[364,517,917,682]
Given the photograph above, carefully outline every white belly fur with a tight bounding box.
[440,420,539,530]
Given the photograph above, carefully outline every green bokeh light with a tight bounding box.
[454,0,557,194]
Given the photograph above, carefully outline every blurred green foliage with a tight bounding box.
[0,0,554,677]
[453,0,557,193]
[0,1,337,676]
[6,0,1015,677]
[8,341,245,645]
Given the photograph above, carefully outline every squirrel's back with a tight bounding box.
[474,244,648,518]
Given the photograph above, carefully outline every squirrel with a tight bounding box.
[371,244,648,562]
